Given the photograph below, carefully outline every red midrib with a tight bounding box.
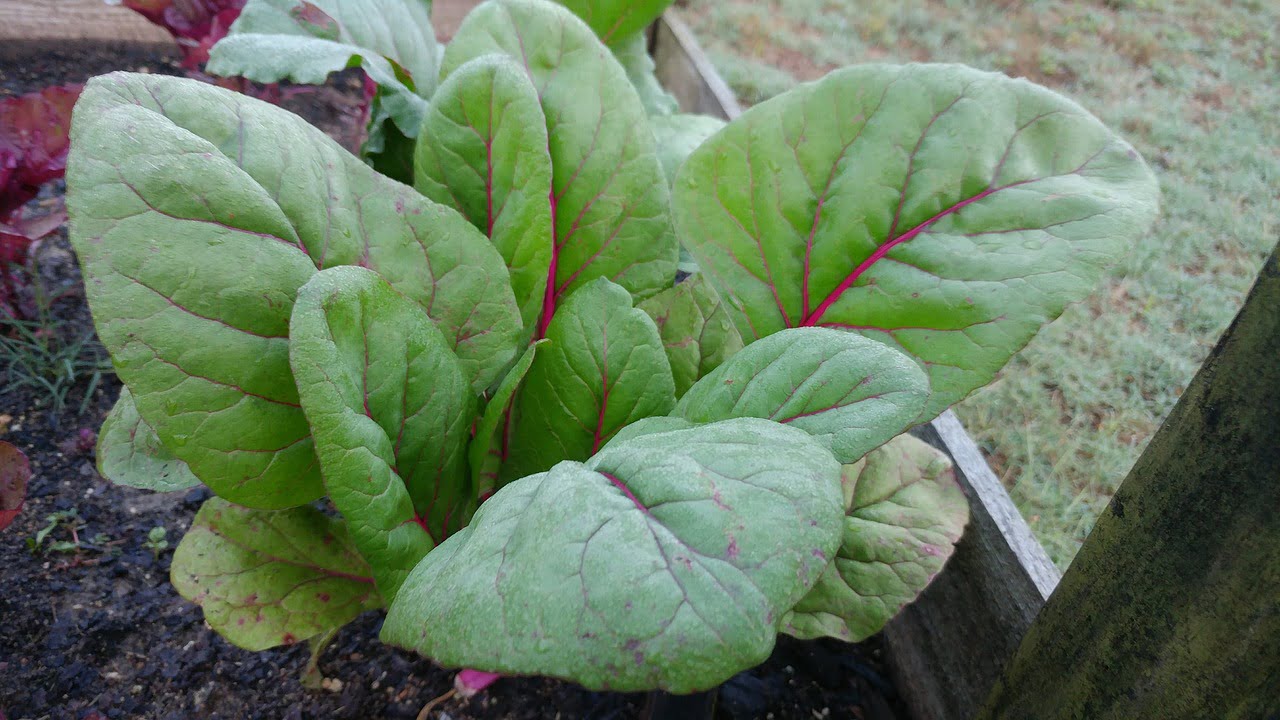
[536,187,558,338]
[600,471,648,514]
[802,185,1000,326]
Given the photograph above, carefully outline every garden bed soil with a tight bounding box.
[0,45,907,720]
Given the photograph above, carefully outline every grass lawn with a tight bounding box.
[679,0,1279,569]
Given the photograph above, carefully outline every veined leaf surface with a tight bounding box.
[675,328,930,463]
[783,433,968,641]
[382,419,843,693]
[501,279,676,482]
[290,267,472,599]
[637,274,743,398]
[444,0,677,337]
[470,341,543,497]
[415,55,553,337]
[171,497,381,650]
[67,73,518,507]
[673,64,1160,417]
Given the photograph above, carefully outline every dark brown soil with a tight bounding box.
[0,46,908,720]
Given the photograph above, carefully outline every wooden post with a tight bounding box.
[977,242,1280,720]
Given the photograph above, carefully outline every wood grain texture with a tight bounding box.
[0,0,172,56]
[651,11,743,120]
[977,243,1280,720]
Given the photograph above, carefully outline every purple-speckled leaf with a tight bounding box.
[382,418,843,693]
[673,64,1160,418]
[782,433,968,641]
[171,497,381,650]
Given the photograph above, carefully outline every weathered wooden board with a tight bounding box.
[649,15,1061,720]
[976,243,1280,720]
[0,0,172,57]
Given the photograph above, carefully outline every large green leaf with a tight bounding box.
[171,497,381,651]
[382,418,843,693]
[553,0,673,45]
[444,0,677,336]
[97,387,200,493]
[415,55,553,337]
[290,267,473,599]
[637,274,743,398]
[469,341,543,497]
[673,64,1160,417]
[782,433,968,641]
[501,278,676,482]
[67,73,519,508]
[207,0,437,144]
[674,328,930,463]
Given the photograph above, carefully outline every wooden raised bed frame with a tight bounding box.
[7,2,1273,719]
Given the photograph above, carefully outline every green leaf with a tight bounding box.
[651,113,725,186]
[68,74,519,507]
[97,387,200,493]
[553,0,673,45]
[782,433,968,641]
[675,327,930,463]
[501,278,676,482]
[637,274,743,398]
[171,497,381,651]
[290,266,473,600]
[469,341,544,497]
[444,0,677,332]
[382,418,843,693]
[415,55,553,337]
[613,32,679,117]
[208,0,437,139]
[673,64,1160,417]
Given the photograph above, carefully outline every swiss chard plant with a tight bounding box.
[66,0,1158,696]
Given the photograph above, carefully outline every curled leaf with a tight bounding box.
[782,433,969,641]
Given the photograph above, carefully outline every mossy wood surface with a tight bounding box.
[978,242,1280,720]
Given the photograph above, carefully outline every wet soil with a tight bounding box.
[0,46,908,720]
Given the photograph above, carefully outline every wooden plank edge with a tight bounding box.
[652,10,743,119]
[889,413,1061,720]
[0,0,174,58]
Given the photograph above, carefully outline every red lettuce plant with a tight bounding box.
[108,0,246,69]
[0,84,80,318]
[66,0,1159,697]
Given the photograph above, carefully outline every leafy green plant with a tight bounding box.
[66,0,1158,696]
[28,508,84,554]
[143,525,170,557]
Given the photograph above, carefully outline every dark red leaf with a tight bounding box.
[0,84,80,220]
[116,0,247,69]
[0,440,30,531]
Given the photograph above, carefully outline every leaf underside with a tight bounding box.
[783,433,969,641]
[673,63,1160,418]
[171,497,381,651]
[67,72,518,508]
[382,418,843,693]
[97,386,200,493]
